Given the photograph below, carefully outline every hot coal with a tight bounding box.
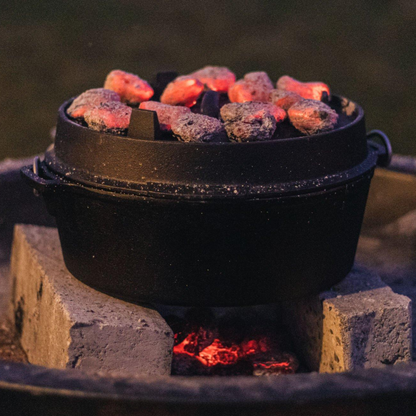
[288,99,338,135]
[261,103,286,122]
[253,355,299,376]
[160,76,204,107]
[139,101,190,131]
[84,101,132,134]
[104,70,154,105]
[171,308,299,376]
[67,88,120,119]
[68,69,355,141]
[171,113,228,143]
[277,76,330,101]
[269,89,304,111]
[220,102,277,142]
[190,66,236,93]
[228,71,274,103]
[172,353,253,376]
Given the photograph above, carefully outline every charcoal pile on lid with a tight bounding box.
[64,66,344,141]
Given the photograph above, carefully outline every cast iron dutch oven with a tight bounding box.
[21,95,391,306]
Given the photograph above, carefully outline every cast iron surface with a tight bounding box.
[20,94,390,305]
[32,164,373,306]
[45,95,369,199]
[1,360,416,415]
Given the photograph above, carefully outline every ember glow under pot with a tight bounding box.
[22,96,391,306]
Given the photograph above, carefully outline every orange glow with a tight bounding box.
[269,90,304,111]
[191,66,236,93]
[84,102,132,131]
[277,76,330,101]
[253,360,296,375]
[104,70,154,105]
[241,104,286,124]
[228,80,255,103]
[160,76,204,107]
[173,328,297,373]
[198,339,240,366]
[139,101,190,131]
[260,104,286,122]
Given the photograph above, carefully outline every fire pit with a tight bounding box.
[20,69,392,306]
[1,154,415,415]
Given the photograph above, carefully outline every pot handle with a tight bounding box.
[367,130,392,167]
[20,157,63,195]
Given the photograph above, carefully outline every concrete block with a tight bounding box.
[284,266,412,373]
[10,224,174,377]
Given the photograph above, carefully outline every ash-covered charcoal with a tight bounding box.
[84,101,132,134]
[261,102,286,123]
[172,354,253,376]
[228,71,274,103]
[171,113,228,143]
[220,102,277,142]
[67,88,120,119]
[139,101,191,131]
[160,76,204,107]
[277,75,330,101]
[288,99,338,135]
[171,353,211,376]
[190,66,236,93]
[253,354,299,376]
[104,70,154,105]
[269,89,303,111]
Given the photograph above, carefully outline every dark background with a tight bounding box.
[1,0,415,160]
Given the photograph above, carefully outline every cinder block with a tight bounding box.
[284,266,412,373]
[10,225,174,377]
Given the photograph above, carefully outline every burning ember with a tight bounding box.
[220,102,280,142]
[190,66,236,93]
[139,101,190,131]
[104,70,154,105]
[67,88,120,119]
[228,71,274,103]
[288,99,338,135]
[160,76,204,107]
[277,75,330,101]
[84,101,132,134]
[269,89,304,111]
[169,309,299,376]
[67,66,343,140]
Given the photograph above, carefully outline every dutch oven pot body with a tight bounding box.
[22,97,387,306]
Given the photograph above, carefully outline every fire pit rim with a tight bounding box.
[1,361,416,406]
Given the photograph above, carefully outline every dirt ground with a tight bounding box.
[0,319,27,364]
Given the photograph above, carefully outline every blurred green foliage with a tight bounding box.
[1,0,415,159]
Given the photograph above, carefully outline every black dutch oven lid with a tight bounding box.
[44,95,378,200]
